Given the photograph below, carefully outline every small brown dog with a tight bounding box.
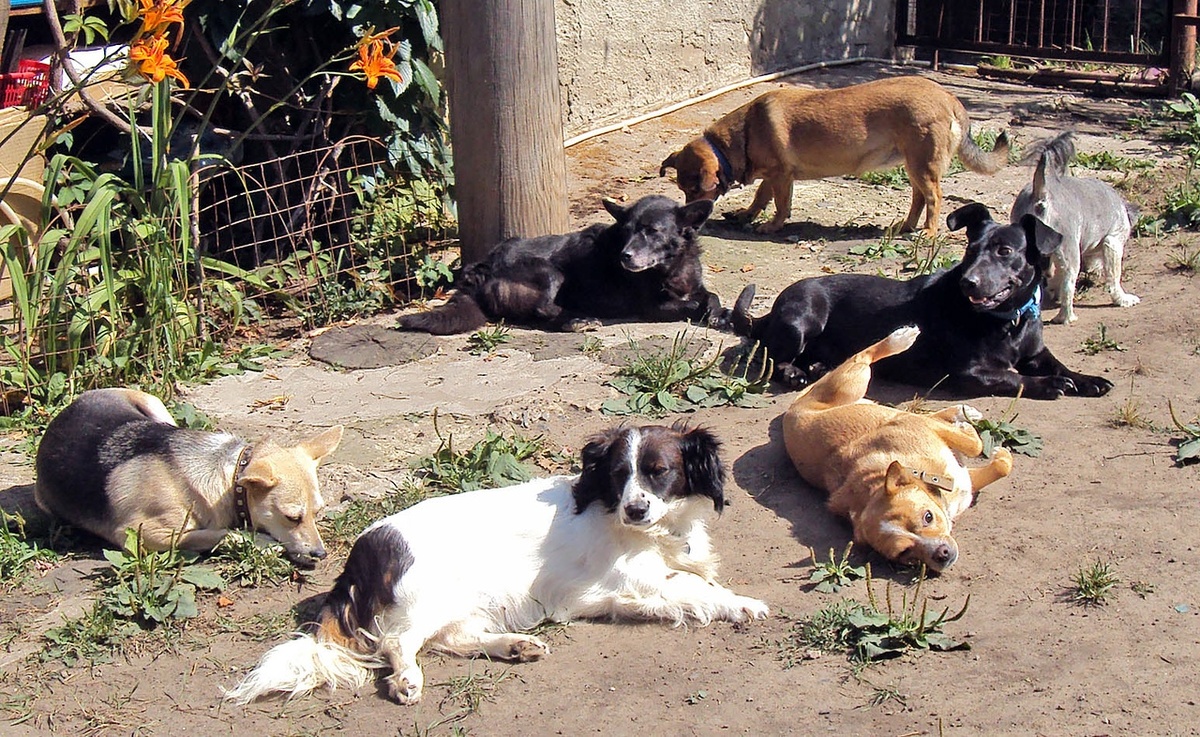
[660,76,1008,236]
[782,326,1013,571]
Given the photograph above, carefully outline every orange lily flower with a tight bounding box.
[349,27,403,90]
[129,34,190,87]
[138,0,189,35]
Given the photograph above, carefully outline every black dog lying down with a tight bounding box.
[398,196,724,335]
[732,203,1113,399]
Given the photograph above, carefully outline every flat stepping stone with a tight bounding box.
[309,325,439,369]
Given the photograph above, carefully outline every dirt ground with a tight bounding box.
[3,63,1199,736]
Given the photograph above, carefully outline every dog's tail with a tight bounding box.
[957,126,1010,176]
[224,525,413,704]
[730,284,761,338]
[222,631,376,704]
[397,264,490,335]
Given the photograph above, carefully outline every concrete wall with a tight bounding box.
[555,0,896,136]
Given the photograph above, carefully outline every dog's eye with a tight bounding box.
[923,510,934,526]
[285,513,303,525]
[997,246,1013,257]
[648,466,668,478]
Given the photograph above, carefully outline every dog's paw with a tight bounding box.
[776,363,810,388]
[562,317,603,332]
[734,596,770,622]
[1067,373,1114,398]
[991,447,1014,477]
[884,325,921,353]
[1048,310,1077,325]
[386,669,424,705]
[508,635,550,662]
[754,220,785,235]
[954,404,983,424]
[1114,292,1140,308]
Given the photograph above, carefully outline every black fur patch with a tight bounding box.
[325,524,414,646]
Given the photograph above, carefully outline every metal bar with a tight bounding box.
[1039,0,1046,48]
[1102,0,1111,52]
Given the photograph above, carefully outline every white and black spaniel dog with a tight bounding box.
[226,424,768,706]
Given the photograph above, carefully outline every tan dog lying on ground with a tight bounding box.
[660,76,1008,236]
[35,388,343,566]
[781,326,1013,571]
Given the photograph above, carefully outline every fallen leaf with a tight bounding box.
[217,595,235,608]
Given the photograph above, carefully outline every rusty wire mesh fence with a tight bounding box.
[0,134,455,412]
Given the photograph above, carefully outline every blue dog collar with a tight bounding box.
[988,286,1041,323]
[704,134,735,187]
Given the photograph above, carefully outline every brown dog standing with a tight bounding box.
[782,326,1012,571]
[660,76,1008,236]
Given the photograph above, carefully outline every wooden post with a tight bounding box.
[1172,0,1198,95]
[442,0,569,265]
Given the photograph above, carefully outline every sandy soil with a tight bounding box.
[2,63,1199,736]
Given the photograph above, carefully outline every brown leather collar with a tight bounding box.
[232,445,254,529]
[907,467,955,494]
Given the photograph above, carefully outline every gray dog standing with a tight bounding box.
[1010,132,1140,325]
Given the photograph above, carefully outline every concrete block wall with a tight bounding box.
[555,0,896,135]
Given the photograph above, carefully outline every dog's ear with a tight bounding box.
[602,198,628,222]
[572,428,623,514]
[240,456,279,495]
[1019,213,1063,258]
[300,425,344,462]
[946,202,997,245]
[946,202,993,234]
[677,199,714,229]
[678,424,726,513]
[659,152,678,178]
[884,461,915,496]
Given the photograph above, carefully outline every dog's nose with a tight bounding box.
[624,499,649,522]
[932,544,954,566]
[310,545,327,561]
[960,274,979,291]
[620,251,637,268]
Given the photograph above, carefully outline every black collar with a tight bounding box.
[232,445,254,529]
[703,133,735,191]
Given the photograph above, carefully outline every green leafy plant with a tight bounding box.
[980,55,1013,69]
[413,414,546,493]
[102,527,225,627]
[1167,245,1200,273]
[855,166,909,189]
[466,324,513,356]
[808,543,867,593]
[777,567,970,665]
[1072,559,1120,607]
[1080,324,1126,355]
[601,334,770,416]
[0,511,57,587]
[1168,401,1200,465]
[849,235,909,261]
[211,531,295,588]
[969,402,1043,457]
[1073,150,1155,173]
[902,232,958,276]
[40,601,132,666]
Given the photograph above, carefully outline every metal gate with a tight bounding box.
[896,0,1177,79]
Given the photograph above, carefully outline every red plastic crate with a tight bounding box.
[0,61,51,109]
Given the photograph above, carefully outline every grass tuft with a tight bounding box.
[1072,559,1120,607]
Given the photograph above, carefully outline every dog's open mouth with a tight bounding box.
[966,285,1013,310]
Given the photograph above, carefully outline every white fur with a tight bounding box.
[227,473,767,705]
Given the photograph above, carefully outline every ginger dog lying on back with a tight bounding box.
[782,326,1013,571]
[660,76,1009,236]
